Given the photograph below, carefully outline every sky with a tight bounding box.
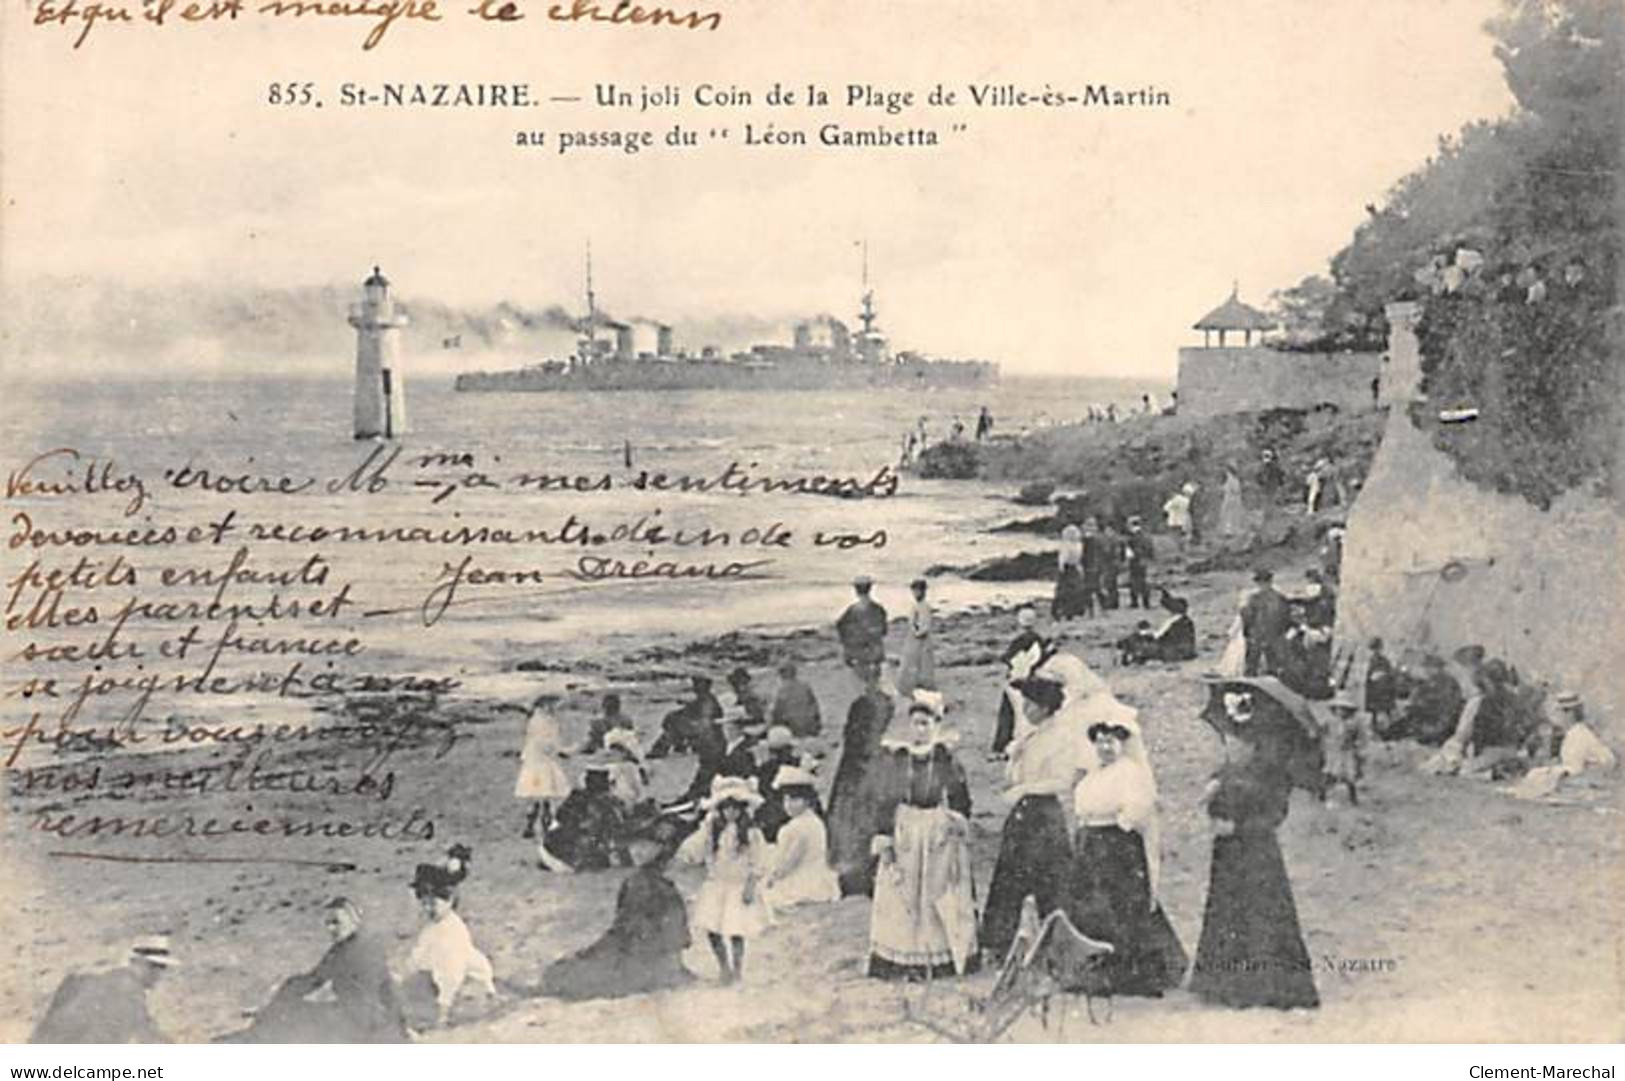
[0,0,1517,379]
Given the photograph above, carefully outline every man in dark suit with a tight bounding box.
[1241,568,1291,677]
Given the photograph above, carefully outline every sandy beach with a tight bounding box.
[5,534,1619,1044]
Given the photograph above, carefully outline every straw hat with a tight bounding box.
[908,689,946,719]
[603,728,643,759]
[700,774,764,811]
[130,935,180,968]
[764,725,795,749]
[1329,691,1358,711]
[772,765,818,790]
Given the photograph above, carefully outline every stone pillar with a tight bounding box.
[1382,300,1423,407]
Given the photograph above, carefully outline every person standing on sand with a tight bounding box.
[1163,484,1195,550]
[1240,569,1290,677]
[992,606,1049,756]
[30,935,177,1043]
[975,405,994,441]
[678,776,771,986]
[825,660,897,896]
[1064,717,1187,997]
[866,692,978,981]
[1190,703,1319,1011]
[1363,638,1397,736]
[897,577,937,695]
[1124,515,1154,609]
[1097,520,1124,611]
[1051,523,1089,621]
[836,576,888,675]
[1218,466,1246,541]
[515,695,574,872]
[979,676,1088,961]
[1079,518,1104,617]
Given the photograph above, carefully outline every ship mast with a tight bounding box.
[858,239,877,338]
[582,242,597,364]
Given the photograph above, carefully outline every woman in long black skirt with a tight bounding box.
[979,676,1089,960]
[1190,731,1319,1009]
[1064,717,1187,996]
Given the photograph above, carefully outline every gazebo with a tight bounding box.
[1193,284,1275,347]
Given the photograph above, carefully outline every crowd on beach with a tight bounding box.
[29,474,1618,1044]
[32,568,1330,1044]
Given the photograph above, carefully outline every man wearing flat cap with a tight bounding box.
[836,576,888,675]
[31,934,177,1043]
[1240,567,1290,677]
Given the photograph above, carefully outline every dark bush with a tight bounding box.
[915,441,980,479]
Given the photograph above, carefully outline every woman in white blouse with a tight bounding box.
[978,675,1093,961]
[1064,716,1187,997]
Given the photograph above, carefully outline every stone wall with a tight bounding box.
[1333,302,1623,737]
[1176,346,1382,417]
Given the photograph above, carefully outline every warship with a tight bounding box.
[453,247,998,393]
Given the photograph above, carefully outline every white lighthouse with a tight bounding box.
[349,266,409,439]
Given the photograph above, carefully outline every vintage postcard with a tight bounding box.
[1,0,1620,1050]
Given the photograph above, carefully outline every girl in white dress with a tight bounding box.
[405,865,497,1027]
[761,766,840,909]
[515,695,574,872]
[678,775,771,984]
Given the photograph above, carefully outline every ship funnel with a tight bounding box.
[615,325,635,360]
[657,324,674,357]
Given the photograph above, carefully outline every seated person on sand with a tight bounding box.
[1117,620,1158,667]
[548,767,633,871]
[649,675,724,759]
[532,826,696,1002]
[401,864,498,1029]
[770,660,823,738]
[225,898,408,1043]
[1505,692,1617,799]
[1390,654,1464,746]
[679,707,759,806]
[579,692,637,754]
[30,934,178,1044]
[727,666,769,726]
[754,725,806,842]
[1425,656,1545,776]
[1119,591,1198,666]
[761,766,840,909]
[602,729,652,813]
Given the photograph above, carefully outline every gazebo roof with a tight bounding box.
[1194,286,1274,331]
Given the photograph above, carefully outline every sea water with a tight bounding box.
[2,373,1163,707]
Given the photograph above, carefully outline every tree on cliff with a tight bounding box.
[1291,0,1620,507]
[1411,0,1621,508]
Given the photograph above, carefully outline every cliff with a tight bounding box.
[1334,302,1624,735]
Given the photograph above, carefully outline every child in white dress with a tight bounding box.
[515,694,574,872]
[678,775,770,984]
[761,767,839,909]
